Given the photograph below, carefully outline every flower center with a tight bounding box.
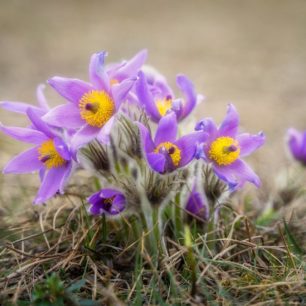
[156,97,172,116]
[103,196,115,210]
[154,142,181,166]
[38,139,66,169]
[209,137,240,166]
[79,90,115,128]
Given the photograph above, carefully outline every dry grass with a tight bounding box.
[0,177,305,305]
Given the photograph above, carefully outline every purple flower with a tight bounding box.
[195,104,265,190]
[287,128,306,165]
[1,108,73,204]
[88,188,126,216]
[0,84,50,117]
[43,50,147,151]
[137,112,207,173]
[185,181,209,221]
[136,70,202,123]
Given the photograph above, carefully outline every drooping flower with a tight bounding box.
[195,104,265,190]
[88,188,126,216]
[43,50,147,151]
[0,84,50,117]
[137,112,207,173]
[287,128,306,165]
[1,108,73,204]
[136,70,202,123]
[185,180,209,221]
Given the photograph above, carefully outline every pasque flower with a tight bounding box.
[0,84,50,117]
[137,112,207,173]
[287,128,306,165]
[88,188,126,215]
[185,180,209,221]
[136,70,201,123]
[195,104,265,190]
[43,50,147,151]
[1,108,73,204]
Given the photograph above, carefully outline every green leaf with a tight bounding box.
[66,279,86,293]
[283,219,303,255]
[256,208,279,226]
[79,300,101,306]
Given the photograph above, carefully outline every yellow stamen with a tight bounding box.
[79,90,115,128]
[154,142,181,166]
[156,98,172,117]
[209,137,240,166]
[38,139,66,169]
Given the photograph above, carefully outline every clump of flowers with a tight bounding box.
[1,50,265,228]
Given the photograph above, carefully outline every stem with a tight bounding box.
[207,209,216,253]
[184,225,197,296]
[174,193,183,242]
[101,214,107,243]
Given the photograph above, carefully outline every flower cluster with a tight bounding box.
[1,50,266,220]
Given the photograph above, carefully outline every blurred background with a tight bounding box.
[1,0,306,203]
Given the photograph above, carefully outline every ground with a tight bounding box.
[0,1,306,305]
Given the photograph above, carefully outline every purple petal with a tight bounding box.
[154,78,173,97]
[195,117,218,143]
[141,66,174,97]
[36,84,50,110]
[237,132,265,157]
[89,51,111,92]
[59,162,73,193]
[39,168,46,181]
[186,185,209,220]
[34,165,70,204]
[3,146,43,174]
[0,101,44,115]
[171,99,183,119]
[0,123,48,144]
[113,49,148,81]
[194,142,207,160]
[218,104,239,137]
[112,78,136,109]
[88,188,126,215]
[176,75,197,119]
[71,124,99,151]
[107,62,125,78]
[136,71,160,122]
[88,192,103,215]
[48,77,92,105]
[108,195,126,215]
[154,112,177,144]
[100,188,120,198]
[42,104,84,129]
[96,116,115,144]
[27,108,55,138]
[287,128,306,163]
[136,122,155,152]
[147,152,166,173]
[54,137,71,161]
[175,132,208,167]
[213,159,261,189]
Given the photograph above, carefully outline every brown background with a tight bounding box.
[1,0,306,203]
